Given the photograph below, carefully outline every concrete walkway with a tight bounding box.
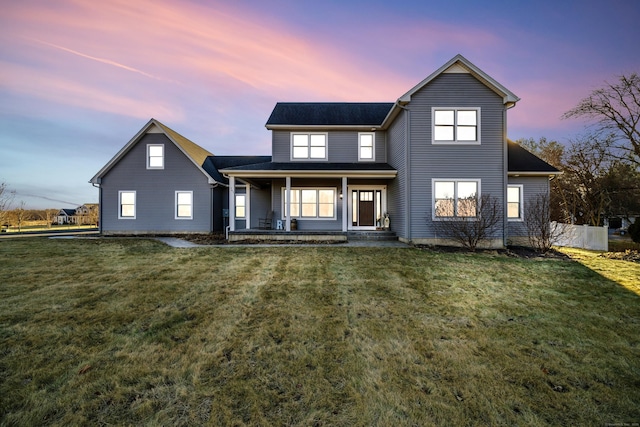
[155,236,411,248]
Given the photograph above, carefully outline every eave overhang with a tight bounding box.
[397,54,520,106]
[265,124,382,131]
[221,169,397,179]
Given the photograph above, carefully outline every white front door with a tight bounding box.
[348,186,386,230]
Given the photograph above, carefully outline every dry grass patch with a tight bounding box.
[1,238,639,426]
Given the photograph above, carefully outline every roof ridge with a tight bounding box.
[154,120,213,166]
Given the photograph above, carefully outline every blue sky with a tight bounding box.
[1,0,638,209]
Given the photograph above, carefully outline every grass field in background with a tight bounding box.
[1,238,639,426]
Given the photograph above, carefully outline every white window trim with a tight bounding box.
[147,144,164,169]
[281,187,337,220]
[118,191,136,219]
[235,194,246,219]
[358,132,375,162]
[175,191,193,220]
[431,179,481,220]
[290,132,328,161]
[507,184,524,222]
[432,107,481,145]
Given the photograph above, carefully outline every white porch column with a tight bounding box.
[285,176,291,232]
[342,176,348,232]
[245,183,251,229]
[229,176,235,232]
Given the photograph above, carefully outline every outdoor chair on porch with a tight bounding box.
[258,211,274,229]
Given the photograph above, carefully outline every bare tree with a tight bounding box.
[0,182,15,230]
[525,193,567,253]
[39,209,58,229]
[15,201,27,232]
[563,73,640,166]
[434,194,502,251]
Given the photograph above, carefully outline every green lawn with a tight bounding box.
[1,238,639,426]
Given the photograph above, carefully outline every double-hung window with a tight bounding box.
[507,185,523,220]
[147,144,164,169]
[282,188,336,219]
[175,191,193,219]
[291,133,327,160]
[235,194,246,219]
[433,108,480,144]
[433,180,479,218]
[358,133,375,161]
[119,191,136,219]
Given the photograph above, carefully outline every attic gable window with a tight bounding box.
[291,133,327,160]
[433,108,480,144]
[147,144,164,169]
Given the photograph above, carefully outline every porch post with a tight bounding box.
[342,176,348,232]
[285,176,291,232]
[245,183,251,229]
[229,176,235,232]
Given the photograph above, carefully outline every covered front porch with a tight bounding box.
[219,162,397,238]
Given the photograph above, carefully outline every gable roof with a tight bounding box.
[90,118,215,184]
[154,121,213,167]
[397,54,520,105]
[266,103,394,129]
[507,140,561,175]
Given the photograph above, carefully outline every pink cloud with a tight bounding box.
[0,60,183,121]
[1,0,414,111]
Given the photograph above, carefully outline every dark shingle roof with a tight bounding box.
[202,156,272,184]
[220,162,396,172]
[266,103,395,126]
[508,141,560,174]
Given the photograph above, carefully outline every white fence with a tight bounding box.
[551,222,608,251]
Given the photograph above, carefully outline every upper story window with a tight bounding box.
[147,144,164,169]
[175,191,193,219]
[507,185,523,220]
[433,179,479,218]
[359,133,375,161]
[291,133,327,160]
[433,108,480,144]
[119,191,136,219]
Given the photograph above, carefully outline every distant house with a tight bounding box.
[56,209,76,225]
[91,54,559,246]
[56,204,99,225]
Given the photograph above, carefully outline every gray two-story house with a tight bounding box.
[91,54,559,246]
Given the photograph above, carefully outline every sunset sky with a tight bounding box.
[1,0,639,209]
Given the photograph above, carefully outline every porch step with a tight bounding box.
[347,231,397,241]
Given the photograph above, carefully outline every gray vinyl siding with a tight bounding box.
[233,186,270,229]
[100,133,213,233]
[272,178,343,231]
[386,111,407,239]
[272,131,290,162]
[249,187,272,228]
[272,130,387,163]
[406,73,507,240]
[507,176,550,239]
